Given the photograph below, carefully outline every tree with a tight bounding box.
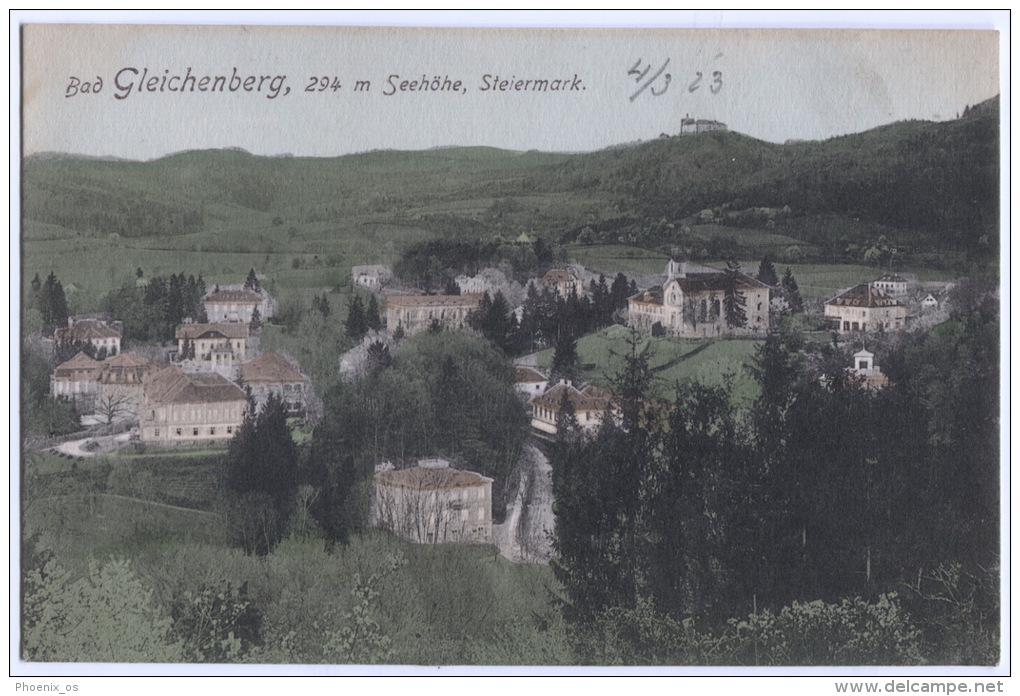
[40,271,69,330]
[225,393,299,554]
[250,306,263,332]
[551,331,580,383]
[781,268,804,313]
[757,256,780,287]
[366,294,382,331]
[136,267,144,278]
[94,390,134,424]
[345,295,368,338]
[444,277,461,295]
[244,268,261,293]
[723,260,748,329]
[170,581,263,662]
[30,273,41,294]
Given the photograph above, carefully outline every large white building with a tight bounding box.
[372,464,493,544]
[824,285,907,333]
[203,289,273,324]
[628,254,770,337]
[384,293,484,336]
[139,365,248,444]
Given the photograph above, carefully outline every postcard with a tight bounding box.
[14,16,1005,679]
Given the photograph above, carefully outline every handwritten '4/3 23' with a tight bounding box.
[628,58,721,101]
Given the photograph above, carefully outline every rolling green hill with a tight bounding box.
[21,96,998,312]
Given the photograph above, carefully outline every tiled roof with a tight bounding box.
[827,284,904,308]
[240,351,307,385]
[103,352,152,368]
[538,269,578,286]
[204,290,262,305]
[875,274,907,283]
[96,353,157,384]
[514,366,547,384]
[530,383,615,413]
[385,293,484,308]
[375,467,492,491]
[144,365,247,405]
[176,323,249,340]
[52,352,101,380]
[54,319,121,343]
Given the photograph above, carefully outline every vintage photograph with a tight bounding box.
[15,17,1003,671]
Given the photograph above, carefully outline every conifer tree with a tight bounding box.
[366,294,382,331]
[782,267,804,313]
[723,260,748,328]
[757,255,780,287]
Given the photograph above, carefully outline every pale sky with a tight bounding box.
[19,15,1002,160]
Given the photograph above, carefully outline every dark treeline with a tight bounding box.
[469,273,635,356]
[103,272,207,343]
[550,281,999,664]
[394,236,558,291]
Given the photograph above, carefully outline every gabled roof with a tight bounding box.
[144,365,247,405]
[176,322,249,340]
[874,274,908,283]
[54,319,121,343]
[52,351,102,380]
[103,352,152,368]
[537,269,579,286]
[530,383,615,414]
[204,289,262,305]
[514,366,547,384]
[375,466,492,491]
[240,351,307,385]
[385,293,484,308]
[826,284,904,308]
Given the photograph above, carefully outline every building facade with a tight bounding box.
[176,322,249,369]
[530,382,618,435]
[871,274,909,298]
[628,255,770,338]
[535,268,584,299]
[50,351,101,400]
[372,465,493,544]
[824,285,907,333]
[850,349,890,390]
[351,265,393,290]
[203,289,271,324]
[239,350,310,416]
[514,366,549,398]
[384,293,484,336]
[53,318,121,357]
[95,352,159,419]
[139,365,247,444]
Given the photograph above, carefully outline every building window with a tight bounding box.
[154,429,160,437]
[193,428,199,436]
[227,426,233,434]
[176,428,182,436]
[210,427,216,435]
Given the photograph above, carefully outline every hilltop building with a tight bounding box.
[824,285,907,333]
[239,350,310,416]
[384,293,484,336]
[628,252,770,337]
[372,462,493,544]
[680,116,728,134]
[53,318,121,357]
[139,365,247,444]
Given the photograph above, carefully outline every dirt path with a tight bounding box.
[494,441,554,564]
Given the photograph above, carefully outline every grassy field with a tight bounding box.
[536,325,761,405]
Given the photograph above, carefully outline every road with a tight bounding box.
[494,441,555,564]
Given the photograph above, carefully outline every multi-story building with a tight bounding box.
[176,322,249,370]
[535,268,584,299]
[203,288,272,324]
[139,365,247,444]
[372,463,493,544]
[239,350,310,416]
[53,318,121,357]
[95,352,159,419]
[384,293,484,336]
[628,254,770,337]
[50,351,101,400]
[871,274,909,298]
[824,285,907,333]
[351,265,392,290]
[530,382,618,435]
